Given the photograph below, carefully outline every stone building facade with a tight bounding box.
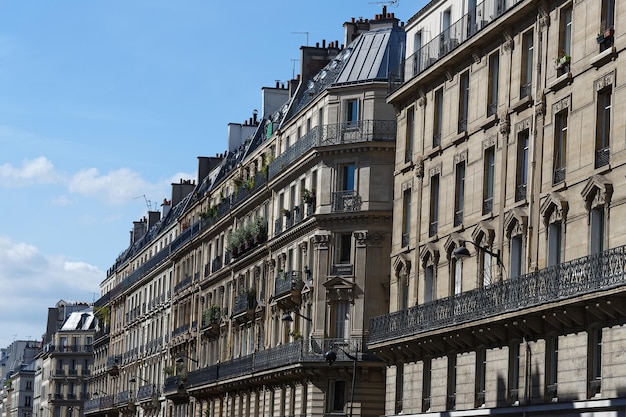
[86,9,404,417]
[369,0,626,416]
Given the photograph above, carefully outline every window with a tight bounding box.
[475,348,486,407]
[413,31,423,74]
[346,99,359,125]
[510,235,523,278]
[553,111,568,185]
[459,71,469,132]
[341,165,355,191]
[434,88,443,146]
[547,222,562,267]
[422,357,432,412]
[429,174,440,237]
[483,147,495,214]
[546,336,559,401]
[588,328,602,397]
[487,53,499,116]
[595,88,611,168]
[333,301,350,339]
[424,265,435,303]
[336,233,352,264]
[406,106,415,163]
[600,0,616,51]
[447,354,457,410]
[402,188,411,247]
[590,207,605,255]
[520,31,534,98]
[560,6,572,55]
[327,380,347,412]
[454,161,465,227]
[479,250,493,287]
[515,131,529,201]
[450,256,462,295]
[508,343,520,404]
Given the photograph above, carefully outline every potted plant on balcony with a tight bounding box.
[252,216,267,244]
[555,51,571,70]
[301,188,314,204]
[226,229,242,257]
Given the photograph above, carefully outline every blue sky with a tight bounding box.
[0,0,422,348]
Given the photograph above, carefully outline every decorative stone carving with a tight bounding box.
[483,135,496,150]
[414,156,424,178]
[581,175,614,210]
[515,117,532,134]
[540,192,569,226]
[594,71,615,91]
[312,234,330,249]
[453,150,468,164]
[552,95,571,114]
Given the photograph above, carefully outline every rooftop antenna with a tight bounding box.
[369,0,399,6]
[291,31,309,46]
[290,59,300,79]
[134,195,156,211]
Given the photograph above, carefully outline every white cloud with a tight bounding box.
[0,236,102,348]
[0,156,60,187]
[68,167,159,205]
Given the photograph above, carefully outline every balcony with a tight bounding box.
[369,245,626,354]
[201,306,222,335]
[331,190,361,213]
[163,376,188,403]
[268,120,396,180]
[186,338,375,394]
[115,390,134,410]
[232,289,257,318]
[389,0,524,94]
[274,271,304,298]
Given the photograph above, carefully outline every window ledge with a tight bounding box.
[426,145,442,159]
[481,113,498,130]
[547,72,572,92]
[453,131,468,145]
[590,46,617,68]
[511,95,533,113]
[396,159,414,175]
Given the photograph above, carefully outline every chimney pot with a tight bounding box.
[322,39,326,48]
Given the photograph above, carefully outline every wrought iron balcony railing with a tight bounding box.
[268,120,395,179]
[388,0,524,94]
[595,146,610,168]
[232,290,257,316]
[331,190,362,212]
[369,244,626,344]
[137,384,158,401]
[186,338,373,390]
[275,271,304,297]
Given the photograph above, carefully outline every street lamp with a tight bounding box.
[453,240,506,278]
[129,375,150,384]
[324,343,358,417]
[281,310,312,322]
[175,355,198,365]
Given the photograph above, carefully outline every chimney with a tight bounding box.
[131,217,148,244]
[171,179,196,207]
[161,198,171,218]
[147,211,160,228]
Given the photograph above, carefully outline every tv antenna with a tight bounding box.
[291,31,310,46]
[134,194,156,211]
[290,59,301,79]
[369,0,399,6]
